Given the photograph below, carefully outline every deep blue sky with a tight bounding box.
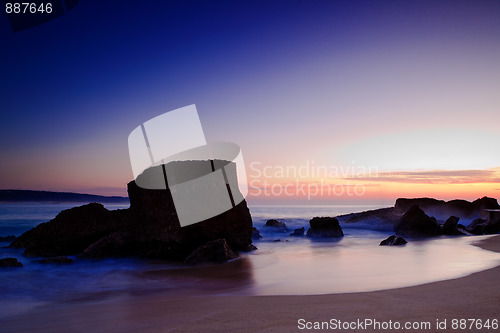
[1,0,499,202]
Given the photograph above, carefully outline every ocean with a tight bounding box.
[1,202,499,318]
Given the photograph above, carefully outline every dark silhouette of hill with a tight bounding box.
[0,190,129,204]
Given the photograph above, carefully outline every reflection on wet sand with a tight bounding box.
[136,257,255,295]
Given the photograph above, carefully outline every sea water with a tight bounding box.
[1,202,500,317]
[246,204,500,295]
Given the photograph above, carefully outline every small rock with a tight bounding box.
[290,227,305,236]
[380,235,407,246]
[38,256,74,264]
[442,216,460,235]
[466,218,487,235]
[81,230,132,258]
[184,239,238,265]
[394,205,442,237]
[264,219,289,233]
[0,235,16,242]
[242,244,258,251]
[252,227,262,240]
[455,224,473,236]
[466,218,496,235]
[0,257,23,267]
[306,217,344,238]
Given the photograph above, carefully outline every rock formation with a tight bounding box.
[0,257,23,267]
[306,217,344,238]
[338,197,500,235]
[251,227,263,240]
[441,216,460,235]
[337,207,399,231]
[467,218,500,235]
[184,239,238,265]
[380,235,407,246]
[10,203,124,257]
[10,161,254,264]
[38,256,74,264]
[290,227,305,236]
[395,197,500,220]
[394,205,442,237]
[264,219,289,233]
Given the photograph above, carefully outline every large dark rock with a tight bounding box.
[10,161,254,262]
[81,230,135,258]
[0,257,23,267]
[484,220,500,234]
[125,179,253,260]
[184,239,238,265]
[395,198,445,213]
[472,197,500,211]
[467,218,488,235]
[482,209,500,222]
[290,227,305,236]
[466,218,500,235]
[264,219,289,232]
[380,235,407,246]
[10,203,125,257]
[442,216,460,235]
[306,217,344,238]
[394,205,442,238]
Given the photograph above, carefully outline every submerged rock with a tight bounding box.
[38,256,74,264]
[0,257,23,267]
[252,227,263,240]
[81,230,134,258]
[264,219,289,232]
[336,207,398,231]
[441,216,460,235]
[467,218,487,234]
[455,224,473,236]
[380,235,407,246]
[466,218,500,235]
[290,227,305,236]
[245,244,258,251]
[306,217,344,238]
[0,235,16,242]
[184,239,237,265]
[394,205,442,238]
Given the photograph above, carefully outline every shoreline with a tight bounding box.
[1,235,499,332]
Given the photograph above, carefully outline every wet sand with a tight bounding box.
[1,235,499,332]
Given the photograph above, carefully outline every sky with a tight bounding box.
[1,0,499,205]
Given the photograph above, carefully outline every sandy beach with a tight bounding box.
[0,235,498,333]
